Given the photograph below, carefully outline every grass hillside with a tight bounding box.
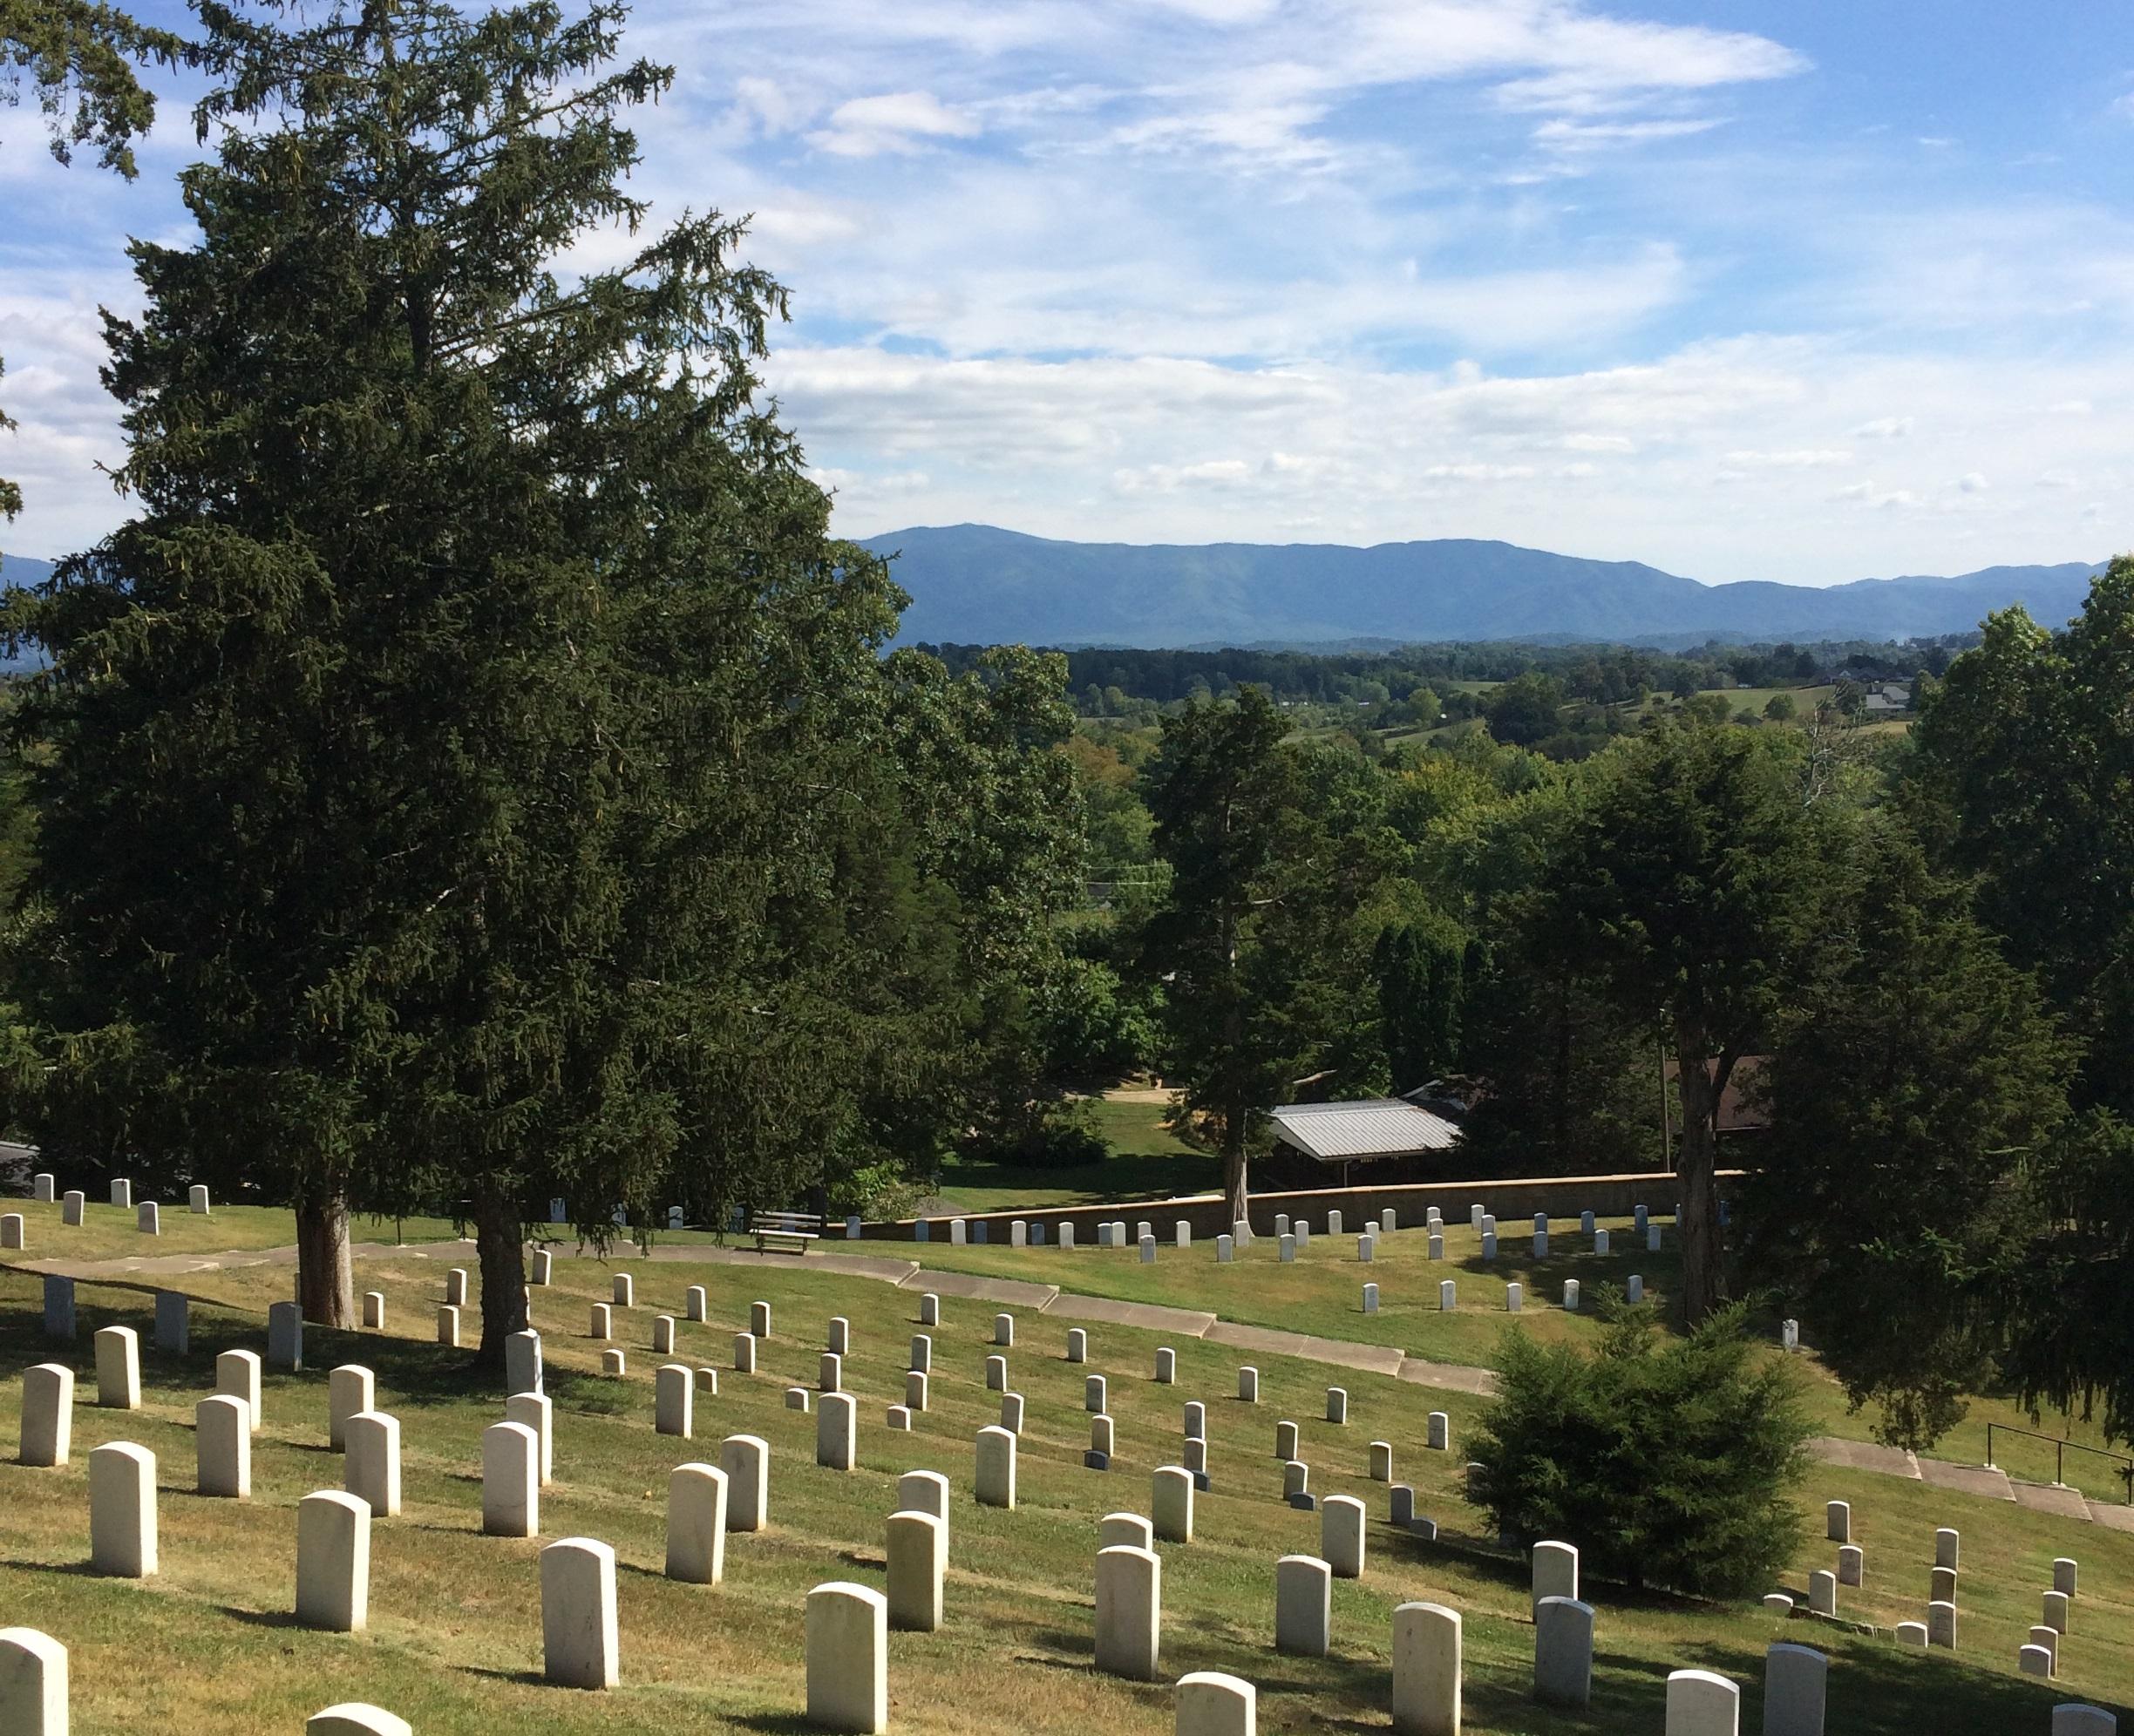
[3,1221,2130,1733]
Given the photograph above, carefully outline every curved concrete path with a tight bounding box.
[14,1234,2131,1530]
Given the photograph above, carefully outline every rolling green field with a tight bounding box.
[900,1211,2134,1504]
[3,1244,2131,1734]
[1,1197,466,1263]
[931,1099,1210,1211]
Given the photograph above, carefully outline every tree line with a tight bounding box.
[3,0,2128,1454]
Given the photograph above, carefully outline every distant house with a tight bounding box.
[1661,1056,1770,1135]
[1861,681,1913,715]
[1268,1096,1464,1185]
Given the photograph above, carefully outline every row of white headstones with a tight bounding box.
[1806,1498,2085,1680]
[10,1261,2125,1736]
[6,1186,2115,1734]
[2,1172,209,1245]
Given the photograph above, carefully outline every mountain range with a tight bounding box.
[856,525,2109,650]
[6,536,2110,651]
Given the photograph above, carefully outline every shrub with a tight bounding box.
[1470,1298,1811,1598]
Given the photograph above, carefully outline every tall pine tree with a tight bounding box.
[8,0,903,1358]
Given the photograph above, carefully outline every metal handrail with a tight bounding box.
[1983,1422,2134,1503]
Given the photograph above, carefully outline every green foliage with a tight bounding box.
[1473,1299,1813,1598]
[1738,821,2074,1448]
[1763,692,1798,722]
[1482,671,1566,747]
[1530,722,1833,1319]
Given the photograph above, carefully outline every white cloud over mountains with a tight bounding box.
[1,0,2129,586]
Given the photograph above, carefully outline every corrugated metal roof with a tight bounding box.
[1269,1098,1464,1160]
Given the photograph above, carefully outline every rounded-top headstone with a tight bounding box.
[1392,1601,1461,1736]
[1094,1543,1162,1681]
[540,1537,619,1690]
[1533,1596,1594,1709]
[805,1581,888,1733]
[721,1434,771,1531]
[0,1626,67,1736]
[1664,1668,1739,1735]
[1176,1671,1255,1736]
[1274,1554,1331,1658]
[307,1709,412,1736]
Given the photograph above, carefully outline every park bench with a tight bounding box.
[752,1210,823,1255]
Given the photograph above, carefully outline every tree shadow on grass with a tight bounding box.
[217,1604,307,1631]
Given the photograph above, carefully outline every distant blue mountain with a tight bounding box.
[0,553,54,591]
[857,525,2108,649]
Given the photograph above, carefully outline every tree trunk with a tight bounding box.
[1222,1108,1249,1231]
[471,1178,528,1373]
[295,1192,355,1329]
[1672,1043,1730,1324]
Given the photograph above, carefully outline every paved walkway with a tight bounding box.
[16,1234,2131,1531]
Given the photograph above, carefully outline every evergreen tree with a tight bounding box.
[1533,722,1830,1321]
[1737,821,2074,1448]
[5,0,903,1355]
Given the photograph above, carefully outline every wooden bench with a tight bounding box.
[752,1210,823,1256]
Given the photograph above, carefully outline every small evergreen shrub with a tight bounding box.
[1471,1297,1812,1598]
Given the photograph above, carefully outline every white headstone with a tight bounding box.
[1664,1668,1739,1736]
[110,1178,132,1208]
[1934,1527,1960,1570]
[721,1434,769,1531]
[540,1537,618,1689]
[751,1299,771,1338]
[994,1312,1015,1347]
[1837,1544,1863,1587]
[1532,1540,1580,1613]
[1176,1672,1254,1736]
[506,1390,553,1486]
[1152,1465,1194,1542]
[1322,1495,1365,1577]
[268,1300,303,1370]
[88,1440,156,1577]
[819,1392,857,1468]
[1156,1346,1176,1383]
[1825,1500,1849,1543]
[196,1394,250,1498]
[31,1172,54,1202]
[216,1347,262,1433]
[1427,1411,1449,1451]
[610,1272,633,1308]
[1094,1543,1161,1680]
[0,1213,21,1250]
[1928,1600,1957,1648]
[805,1581,888,1733]
[666,1461,728,1583]
[975,1425,1016,1509]
[61,1192,84,1228]
[1533,1597,1594,1708]
[1392,1601,1461,1736]
[296,1489,370,1632]
[985,1353,1008,1391]
[482,1421,539,1536]
[2054,1557,2079,1597]
[1439,1279,1456,1311]
[343,1410,400,1516]
[95,1326,140,1410]
[1763,1643,1826,1736]
[1275,1554,1331,1658]
[733,1332,757,1373]
[906,1371,929,1411]
[887,1509,946,1631]
[0,1628,67,1736]
[2051,1709,2117,1736]
[1325,1386,1348,1424]
[1808,1570,1837,1616]
[899,1469,950,1544]
[328,1365,374,1451]
[1275,1420,1298,1459]
[1217,1234,1234,1262]
[19,1364,73,1467]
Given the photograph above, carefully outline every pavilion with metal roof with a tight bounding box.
[1268,1097,1464,1167]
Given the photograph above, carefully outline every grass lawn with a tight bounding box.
[3,1247,2130,1733]
[1,1197,466,1263]
[899,1211,2134,1503]
[931,1098,1213,1212]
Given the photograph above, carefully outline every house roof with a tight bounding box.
[1269,1098,1465,1161]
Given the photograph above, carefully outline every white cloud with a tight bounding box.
[1956,471,1988,493]
[810,92,981,158]
[1724,447,1852,467]
[1853,417,1913,438]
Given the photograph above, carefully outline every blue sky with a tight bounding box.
[3,0,2131,584]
